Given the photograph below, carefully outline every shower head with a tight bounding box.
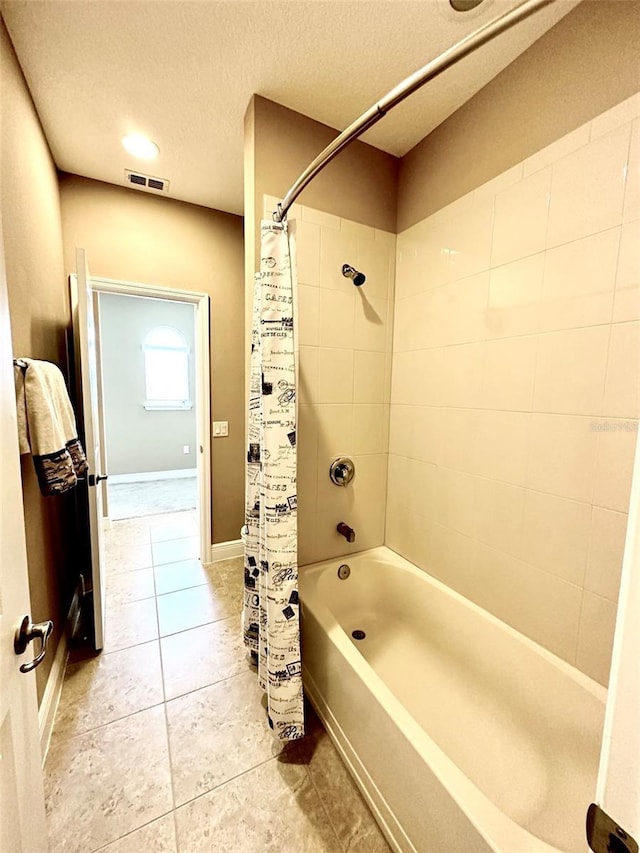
[342,264,366,287]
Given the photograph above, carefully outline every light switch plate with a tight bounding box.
[213,421,228,437]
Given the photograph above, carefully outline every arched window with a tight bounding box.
[142,325,192,410]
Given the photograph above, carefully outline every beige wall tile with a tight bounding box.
[481,336,537,412]
[439,343,486,409]
[315,403,353,458]
[353,350,386,404]
[585,507,628,602]
[533,326,609,416]
[603,321,640,419]
[353,404,387,455]
[623,119,640,224]
[472,543,582,663]
[301,206,340,230]
[472,410,530,486]
[547,124,629,248]
[319,226,358,292]
[447,196,494,282]
[354,293,388,352]
[491,167,551,267]
[539,228,620,332]
[317,347,353,404]
[593,425,638,512]
[413,349,442,407]
[613,220,640,322]
[439,408,478,473]
[435,467,477,537]
[298,284,320,346]
[487,253,545,339]
[473,478,525,557]
[521,491,590,586]
[295,220,321,286]
[356,236,393,300]
[319,288,354,348]
[526,414,597,502]
[523,123,590,177]
[440,272,490,346]
[576,592,618,686]
[299,345,319,405]
[410,406,442,465]
[590,92,640,141]
[425,524,476,597]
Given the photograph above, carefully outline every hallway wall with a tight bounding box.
[59,175,245,544]
[0,16,76,704]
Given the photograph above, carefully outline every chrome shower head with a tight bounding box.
[342,264,366,287]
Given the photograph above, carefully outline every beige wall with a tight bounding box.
[389,94,640,686]
[398,0,640,231]
[0,16,75,703]
[59,175,245,544]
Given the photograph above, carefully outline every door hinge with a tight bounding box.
[587,804,638,853]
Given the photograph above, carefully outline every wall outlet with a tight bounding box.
[212,421,228,437]
[183,445,190,454]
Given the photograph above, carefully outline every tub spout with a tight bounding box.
[337,522,355,543]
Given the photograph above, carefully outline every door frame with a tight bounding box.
[90,276,212,563]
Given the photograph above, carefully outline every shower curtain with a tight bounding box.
[243,219,304,741]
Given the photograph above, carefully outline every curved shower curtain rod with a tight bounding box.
[273,0,556,223]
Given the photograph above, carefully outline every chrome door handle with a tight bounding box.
[14,616,54,674]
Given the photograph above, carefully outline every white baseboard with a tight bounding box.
[109,468,197,485]
[209,538,243,563]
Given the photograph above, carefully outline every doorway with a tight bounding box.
[99,292,198,522]
[91,277,211,564]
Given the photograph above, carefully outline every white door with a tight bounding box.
[593,430,640,851]
[70,248,106,650]
[0,229,47,850]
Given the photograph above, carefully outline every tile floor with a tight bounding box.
[45,510,389,852]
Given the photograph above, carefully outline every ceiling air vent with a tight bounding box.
[124,170,170,194]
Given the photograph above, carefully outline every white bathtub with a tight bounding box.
[300,546,606,853]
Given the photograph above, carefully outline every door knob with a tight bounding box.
[88,473,109,486]
[14,616,54,674]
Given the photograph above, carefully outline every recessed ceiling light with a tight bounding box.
[122,134,159,159]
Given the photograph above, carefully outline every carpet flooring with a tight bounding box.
[108,476,197,520]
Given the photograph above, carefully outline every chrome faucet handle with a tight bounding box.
[330,457,355,487]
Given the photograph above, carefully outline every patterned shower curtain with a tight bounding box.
[243,219,304,741]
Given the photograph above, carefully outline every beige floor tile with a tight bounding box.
[157,583,237,637]
[152,537,199,566]
[160,617,248,700]
[104,597,158,653]
[45,706,173,853]
[154,559,226,596]
[150,515,198,543]
[97,813,177,852]
[105,541,154,573]
[166,670,283,806]
[213,556,244,595]
[106,567,155,607]
[303,732,390,852]
[51,642,164,741]
[174,755,341,852]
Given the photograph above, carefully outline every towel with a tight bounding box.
[14,358,88,496]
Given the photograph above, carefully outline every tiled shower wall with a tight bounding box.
[387,93,640,686]
[262,197,396,566]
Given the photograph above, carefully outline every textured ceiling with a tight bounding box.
[1,0,577,215]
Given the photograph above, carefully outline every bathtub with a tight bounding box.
[299,546,606,853]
